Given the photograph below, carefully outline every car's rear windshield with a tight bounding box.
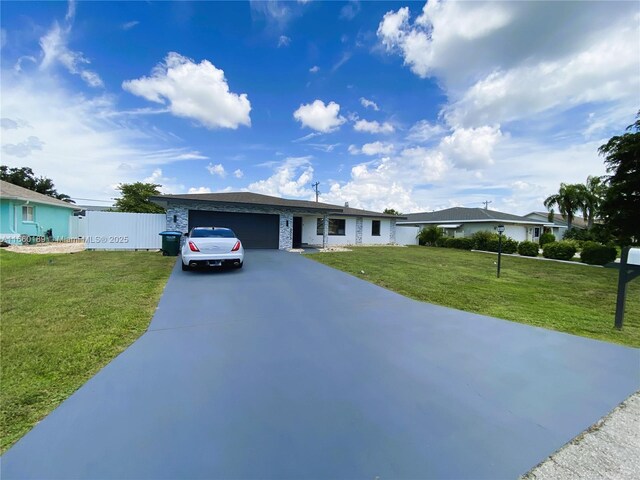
[191,228,236,238]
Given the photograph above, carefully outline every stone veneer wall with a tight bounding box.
[389,219,397,244]
[355,217,363,245]
[165,202,295,249]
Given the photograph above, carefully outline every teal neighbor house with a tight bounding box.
[0,180,79,242]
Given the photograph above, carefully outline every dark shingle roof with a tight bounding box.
[0,180,78,209]
[151,192,404,219]
[399,207,545,225]
[526,211,588,229]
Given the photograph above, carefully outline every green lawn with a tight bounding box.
[0,250,175,452]
[306,246,640,348]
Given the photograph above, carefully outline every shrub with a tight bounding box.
[518,241,539,257]
[470,231,495,251]
[542,241,577,260]
[418,226,443,246]
[563,228,591,241]
[580,242,617,265]
[485,236,519,254]
[562,239,583,252]
[444,237,474,250]
[434,236,449,247]
[539,232,555,246]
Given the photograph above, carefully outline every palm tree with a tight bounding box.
[576,176,605,229]
[544,183,582,230]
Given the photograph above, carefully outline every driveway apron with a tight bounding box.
[3,250,639,479]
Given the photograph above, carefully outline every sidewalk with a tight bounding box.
[522,391,640,479]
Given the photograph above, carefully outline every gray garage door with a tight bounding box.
[188,210,279,249]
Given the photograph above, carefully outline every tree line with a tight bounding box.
[544,112,639,245]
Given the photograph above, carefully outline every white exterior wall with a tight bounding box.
[395,225,420,245]
[361,218,391,244]
[460,222,528,242]
[84,211,165,250]
[302,215,357,245]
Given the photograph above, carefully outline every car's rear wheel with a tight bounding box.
[181,261,190,271]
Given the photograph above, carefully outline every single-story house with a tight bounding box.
[150,192,405,249]
[0,180,80,243]
[524,211,588,240]
[397,207,547,243]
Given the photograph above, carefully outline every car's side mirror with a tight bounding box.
[183,232,189,237]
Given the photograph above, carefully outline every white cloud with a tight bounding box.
[65,0,76,22]
[360,141,394,156]
[2,136,45,157]
[234,169,244,179]
[247,156,314,198]
[173,152,208,160]
[122,21,140,30]
[322,146,449,213]
[278,35,291,47]
[144,168,185,194]
[0,73,203,202]
[39,21,104,88]
[293,100,346,133]
[360,97,379,111]
[206,163,226,177]
[377,1,639,129]
[439,125,502,169]
[407,120,445,142]
[188,186,212,194]
[443,22,640,127]
[309,65,320,73]
[122,52,251,129]
[353,119,395,134]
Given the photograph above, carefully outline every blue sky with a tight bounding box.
[1,1,638,214]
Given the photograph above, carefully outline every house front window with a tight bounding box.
[317,218,346,236]
[22,205,34,222]
[372,220,381,236]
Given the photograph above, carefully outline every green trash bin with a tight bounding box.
[159,231,183,256]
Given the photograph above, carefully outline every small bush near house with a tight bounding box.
[580,242,617,265]
[470,231,494,251]
[445,237,474,250]
[435,237,449,247]
[562,239,583,252]
[543,241,577,260]
[486,237,519,254]
[563,228,591,241]
[518,241,539,257]
[539,232,555,246]
[418,226,444,246]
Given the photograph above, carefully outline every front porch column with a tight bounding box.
[322,215,328,248]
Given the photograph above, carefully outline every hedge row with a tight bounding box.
[422,228,617,264]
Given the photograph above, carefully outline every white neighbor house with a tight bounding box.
[397,207,547,243]
[150,192,404,249]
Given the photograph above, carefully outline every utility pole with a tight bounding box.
[482,200,492,210]
[311,182,320,202]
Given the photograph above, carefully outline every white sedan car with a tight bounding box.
[181,227,244,271]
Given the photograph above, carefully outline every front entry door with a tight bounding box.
[293,217,302,248]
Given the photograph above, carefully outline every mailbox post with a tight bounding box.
[614,247,640,329]
[496,225,505,278]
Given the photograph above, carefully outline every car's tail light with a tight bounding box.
[231,241,241,252]
[188,241,200,252]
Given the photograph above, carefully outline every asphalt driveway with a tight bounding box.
[3,250,639,479]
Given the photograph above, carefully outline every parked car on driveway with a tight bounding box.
[181,227,244,271]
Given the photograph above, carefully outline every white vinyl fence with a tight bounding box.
[395,225,420,245]
[84,211,166,250]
